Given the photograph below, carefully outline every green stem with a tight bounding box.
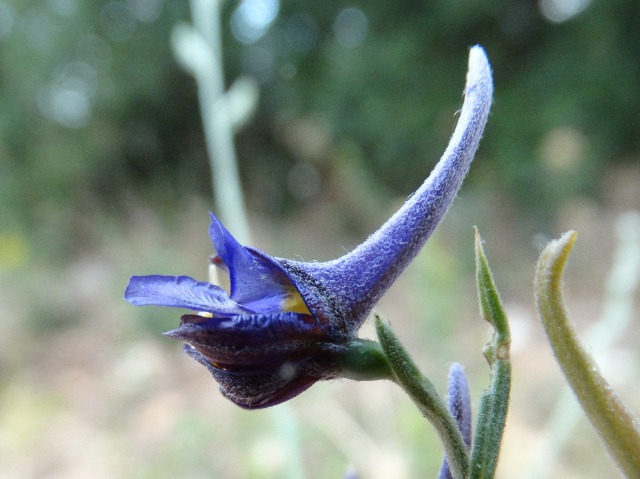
[375,314,469,479]
[334,338,393,382]
[535,231,640,478]
[469,228,511,479]
[469,361,511,479]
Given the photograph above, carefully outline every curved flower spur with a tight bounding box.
[125,46,493,409]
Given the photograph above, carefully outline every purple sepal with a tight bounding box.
[183,345,336,409]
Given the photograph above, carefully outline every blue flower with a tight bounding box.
[125,46,493,409]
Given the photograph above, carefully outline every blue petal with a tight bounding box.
[178,311,325,338]
[125,275,248,315]
[209,213,299,313]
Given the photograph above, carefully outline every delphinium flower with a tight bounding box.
[125,46,493,409]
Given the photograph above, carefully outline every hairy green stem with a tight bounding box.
[375,314,469,479]
[335,338,393,382]
[535,231,640,478]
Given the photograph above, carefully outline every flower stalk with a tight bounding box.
[333,338,393,382]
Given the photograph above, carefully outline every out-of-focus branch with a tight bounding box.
[171,0,257,243]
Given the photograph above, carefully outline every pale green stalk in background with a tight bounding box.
[527,211,640,479]
[535,228,640,479]
[170,2,302,478]
[172,0,255,243]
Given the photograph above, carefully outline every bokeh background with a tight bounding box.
[1,0,639,478]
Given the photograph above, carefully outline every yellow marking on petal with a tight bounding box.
[197,311,213,318]
[282,288,310,314]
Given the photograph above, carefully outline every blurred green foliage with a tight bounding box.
[229,0,640,222]
[2,0,640,252]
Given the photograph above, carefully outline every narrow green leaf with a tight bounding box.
[469,228,511,479]
[375,314,469,479]
[535,231,640,478]
[474,228,510,357]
